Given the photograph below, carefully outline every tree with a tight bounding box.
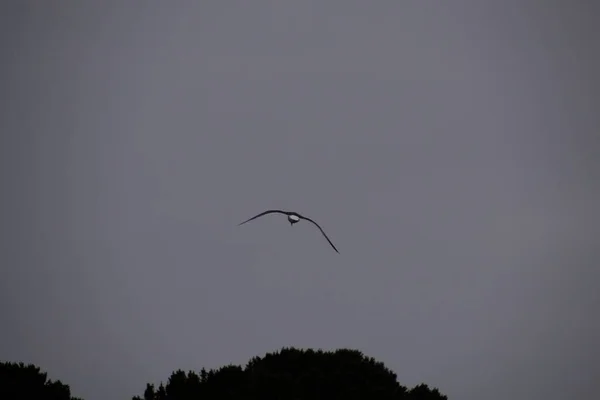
[0,361,82,400]
[2,348,448,399]
[132,347,448,400]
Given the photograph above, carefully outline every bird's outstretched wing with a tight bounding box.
[298,214,339,253]
[237,209,288,226]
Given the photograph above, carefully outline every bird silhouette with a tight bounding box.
[238,209,339,253]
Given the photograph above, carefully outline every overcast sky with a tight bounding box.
[1,2,599,400]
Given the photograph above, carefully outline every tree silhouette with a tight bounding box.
[132,347,448,400]
[0,361,82,400]
[2,348,448,399]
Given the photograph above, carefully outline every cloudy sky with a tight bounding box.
[1,2,598,400]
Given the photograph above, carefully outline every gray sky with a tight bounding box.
[1,2,599,399]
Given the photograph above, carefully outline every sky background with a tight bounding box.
[1,1,599,400]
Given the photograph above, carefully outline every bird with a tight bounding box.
[237,209,339,253]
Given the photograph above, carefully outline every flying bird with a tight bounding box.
[238,209,339,253]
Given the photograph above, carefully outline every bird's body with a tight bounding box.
[287,213,300,224]
[238,209,339,253]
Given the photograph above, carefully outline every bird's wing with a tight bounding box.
[237,209,288,226]
[297,215,339,253]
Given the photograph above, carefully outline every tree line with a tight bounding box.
[0,361,83,400]
[2,347,447,399]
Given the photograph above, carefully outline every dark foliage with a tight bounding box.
[0,361,82,400]
[133,347,447,400]
[1,348,447,400]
